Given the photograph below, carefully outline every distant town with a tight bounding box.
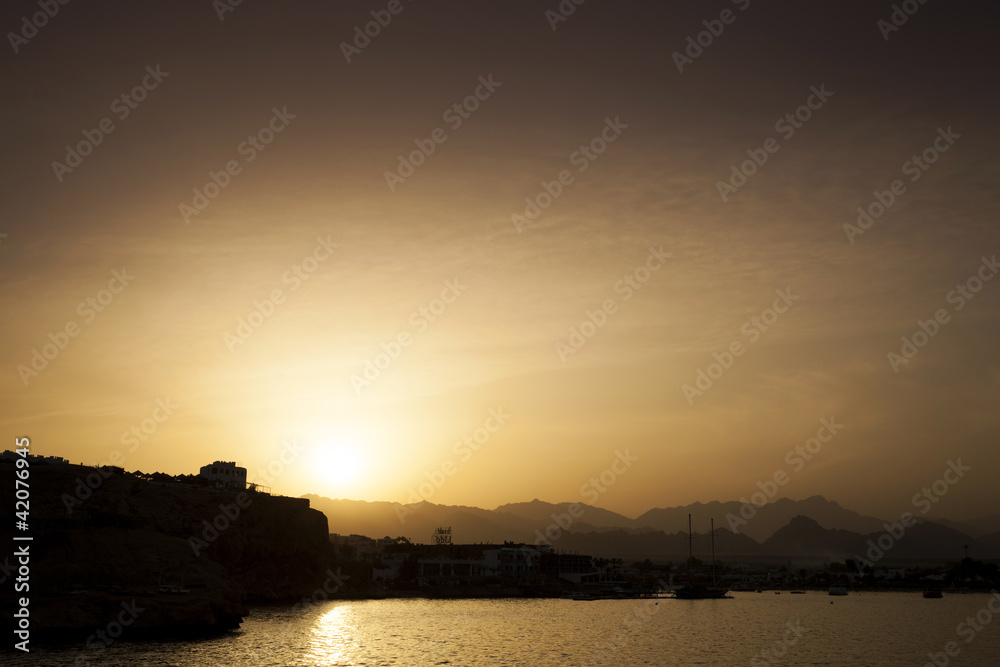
[328,527,998,598]
[3,453,997,599]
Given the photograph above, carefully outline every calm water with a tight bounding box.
[10,592,1000,666]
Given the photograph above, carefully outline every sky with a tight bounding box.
[2,0,998,523]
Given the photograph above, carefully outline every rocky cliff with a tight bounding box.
[0,461,331,641]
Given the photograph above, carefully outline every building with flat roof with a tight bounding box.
[199,460,247,490]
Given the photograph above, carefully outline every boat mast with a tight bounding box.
[711,518,716,586]
[688,513,693,585]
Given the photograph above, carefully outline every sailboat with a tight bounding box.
[673,515,730,599]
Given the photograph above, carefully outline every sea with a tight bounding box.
[9,592,1000,666]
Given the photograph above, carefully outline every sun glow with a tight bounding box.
[309,430,369,489]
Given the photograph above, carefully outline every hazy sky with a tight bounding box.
[3,0,998,523]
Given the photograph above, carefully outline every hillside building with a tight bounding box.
[199,460,247,490]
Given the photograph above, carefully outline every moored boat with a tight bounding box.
[672,515,731,600]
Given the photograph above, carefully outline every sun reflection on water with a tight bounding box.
[305,605,359,665]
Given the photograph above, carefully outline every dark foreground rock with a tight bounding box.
[0,461,332,643]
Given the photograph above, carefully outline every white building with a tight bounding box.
[199,461,247,490]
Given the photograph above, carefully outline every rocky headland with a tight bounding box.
[0,461,332,642]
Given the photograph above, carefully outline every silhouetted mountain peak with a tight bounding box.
[303,493,999,561]
[786,514,824,529]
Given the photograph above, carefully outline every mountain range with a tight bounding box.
[303,494,1000,562]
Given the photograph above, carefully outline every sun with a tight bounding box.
[300,420,383,494]
[312,437,367,488]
